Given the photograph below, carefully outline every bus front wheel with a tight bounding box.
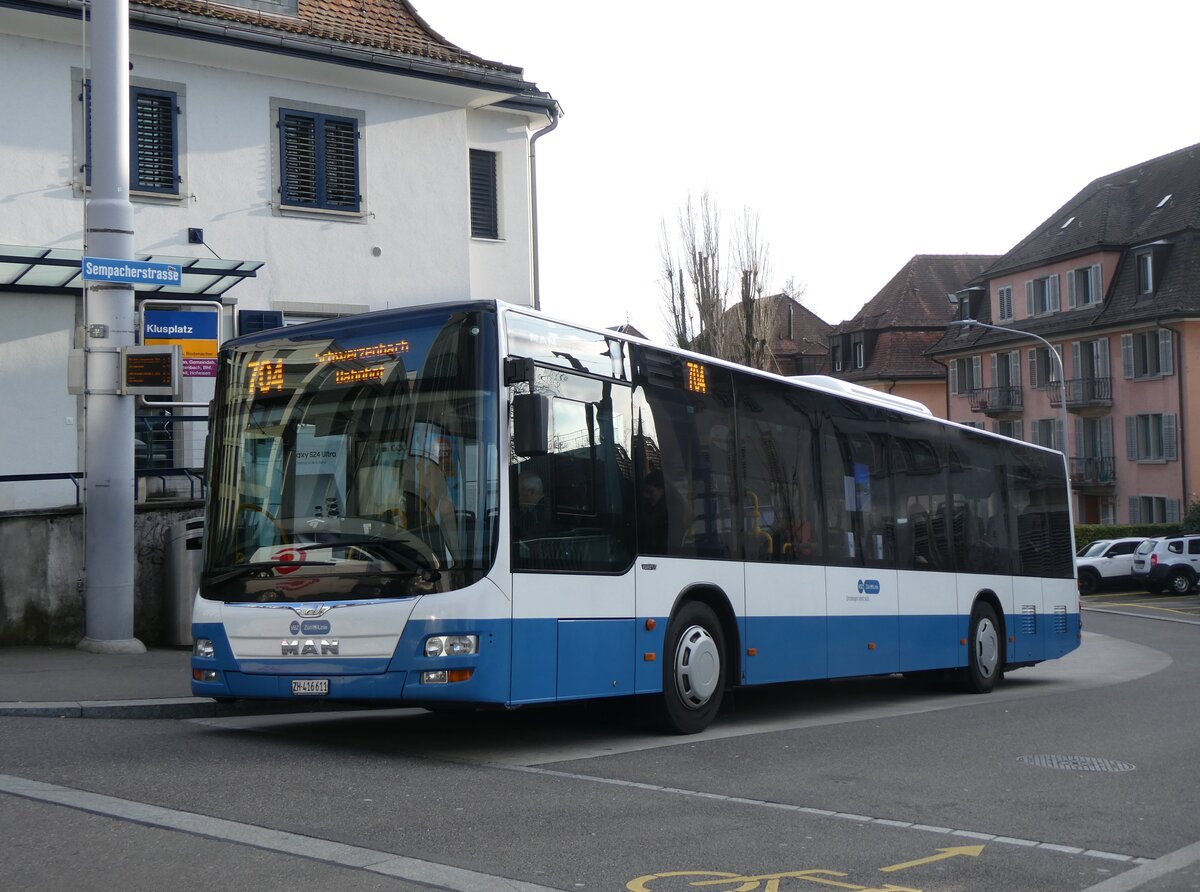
[656,601,726,734]
[962,602,1002,694]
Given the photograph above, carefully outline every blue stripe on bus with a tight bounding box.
[192,610,1080,705]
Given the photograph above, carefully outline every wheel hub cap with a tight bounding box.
[674,625,720,709]
[975,617,999,679]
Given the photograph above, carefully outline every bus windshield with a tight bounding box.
[201,306,499,602]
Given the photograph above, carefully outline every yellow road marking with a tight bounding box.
[627,869,922,892]
[879,845,985,872]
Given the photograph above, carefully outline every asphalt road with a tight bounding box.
[1,605,1197,892]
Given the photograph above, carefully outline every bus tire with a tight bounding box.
[961,601,1002,694]
[657,601,726,734]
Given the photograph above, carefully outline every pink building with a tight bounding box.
[930,144,1200,525]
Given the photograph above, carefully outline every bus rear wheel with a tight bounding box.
[656,601,726,734]
[961,602,1002,694]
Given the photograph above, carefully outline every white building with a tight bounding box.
[0,0,559,510]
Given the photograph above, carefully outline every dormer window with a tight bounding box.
[853,341,865,369]
[1137,252,1154,295]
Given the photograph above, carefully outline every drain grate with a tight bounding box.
[1018,754,1135,772]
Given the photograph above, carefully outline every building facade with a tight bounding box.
[828,255,999,418]
[930,144,1200,525]
[0,0,558,510]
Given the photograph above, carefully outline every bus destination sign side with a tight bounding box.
[82,257,183,287]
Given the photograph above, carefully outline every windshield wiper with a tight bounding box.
[205,560,336,587]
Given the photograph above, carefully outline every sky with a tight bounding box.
[413,0,1200,341]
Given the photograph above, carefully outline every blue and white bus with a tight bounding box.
[192,300,1080,733]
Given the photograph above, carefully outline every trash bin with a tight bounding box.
[164,516,204,646]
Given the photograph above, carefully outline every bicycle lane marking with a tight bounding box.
[627,868,923,892]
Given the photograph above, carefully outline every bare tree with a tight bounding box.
[659,193,784,371]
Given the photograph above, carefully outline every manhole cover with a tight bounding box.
[1018,755,1135,772]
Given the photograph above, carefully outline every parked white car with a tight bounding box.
[1076,538,1149,595]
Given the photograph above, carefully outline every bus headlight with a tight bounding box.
[193,638,215,659]
[424,634,478,658]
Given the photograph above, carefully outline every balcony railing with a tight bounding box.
[1050,376,1112,412]
[967,385,1023,416]
[1070,456,1116,487]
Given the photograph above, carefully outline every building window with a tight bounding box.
[995,419,1023,440]
[1122,329,1173,379]
[997,285,1014,321]
[853,341,865,369]
[949,356,981,396]
[1031,418,1063,451]
[1129,495,1179,524]
[1136,252,1154,295]
[1028,345,1062,389]
[1068,264,1102,308]
[75,73,186,198]
[469,149,499,239]
[1026,274,1060,316]
[832,345,843,373]
[1126,413,1176,462]
[275,104,362,214]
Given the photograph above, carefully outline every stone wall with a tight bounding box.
[0,501,203,646]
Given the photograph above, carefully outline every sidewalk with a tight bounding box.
[0,646,353,719]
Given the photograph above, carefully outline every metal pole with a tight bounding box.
[79,0,144,654]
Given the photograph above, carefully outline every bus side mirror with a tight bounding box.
[513,393,550,457]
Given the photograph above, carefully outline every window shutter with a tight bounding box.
[1010,351,1021,386]
[1051,345,1064,384]
[1159,328,1174,376]
[280,112,318,206]
[1054,418,1065,453]
[1028,348,1038,388]
[469,149,499,239]
[1067,270,1076,309]
[1025,280,1034,317]
[1101,416,1114,458]
[279,109,359,212]
[1125,415,1138,460]
[1050,274,1060,311]
[971,355,982,392]
[1128,496,1140,524]
[1071,341,1081,378]
[1121,334,1134,379]
[990,353,997,387]
[237,310,285,335]
[131,88,177,193]
[1097,338,1111,377]
[1074,418,1083,457]
[322,117,359,209]
[1091,264,1102,303]
[948,361,958,396]
[1164,413,1177,460]
[1167,499,1181,524]
[1015,420,1023,441]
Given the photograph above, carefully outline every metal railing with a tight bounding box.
[0,468,206,507]
[1069,456,1116,486]
[968,385,1023,414]
[1051,376,1112,409]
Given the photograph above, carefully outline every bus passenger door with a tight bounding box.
[509,374,637,704]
